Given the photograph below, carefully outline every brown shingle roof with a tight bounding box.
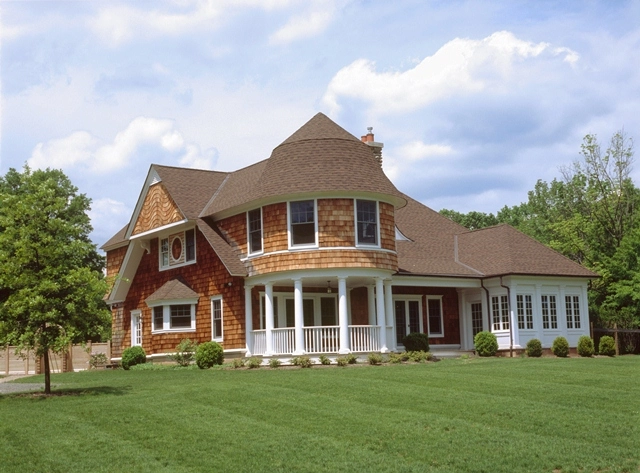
[101,224,128,250]
[145,278,199,303]
[456,224,597,278]
[196,219,247,277]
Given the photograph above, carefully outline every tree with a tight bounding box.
[0,166,110,394]
[439,209,499,230]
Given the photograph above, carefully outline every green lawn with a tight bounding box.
[1,357,639,473]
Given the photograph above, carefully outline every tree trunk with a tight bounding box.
[43,349,51,395]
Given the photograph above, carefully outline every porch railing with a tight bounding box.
[272,328,295,355]
[350,325,380,352]
[304,326,339,354]
[253,329,266,355]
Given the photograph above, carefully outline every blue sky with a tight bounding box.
[2,0,639,247]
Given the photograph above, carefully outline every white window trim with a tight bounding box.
[211,296,223,341]
[287,199,318,249]
[159,227,197,271]
[491,294,510,332]
[394,297,424,345]
[516,293,535,331]
[354,199,381,248]
[426,296,445,338]
[147,297,198,333]
[259,291,338,328]
[247,208,264,256]
[131,310,142,346]
[541,293,560,331]
[565,293,582,330]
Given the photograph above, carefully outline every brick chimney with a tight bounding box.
[361,127,383,166]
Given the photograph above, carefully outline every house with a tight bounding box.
[102,113,596,361]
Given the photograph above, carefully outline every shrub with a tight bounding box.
[89,352,108,369]
[291,356,313,368]
[168,339,198,367]
[552,336,570,357]
[577,336,595,357]
[599,335,616,356]
[335,356,348,366]
[246,357,262,369]
[121,346,146,370]
[526,338,543,358]
[367,353,383,365]
[388,352,404,364]
[231,358,245,369]
[474,331,498,357]
[318,354,331,365]
[407,351,431,362]
[402,332,430,352]
[195,341,224,369]
[268,358,282,368]
[345,353,358,364]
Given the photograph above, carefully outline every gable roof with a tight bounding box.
[456,224,598,278]
[145,278,199,304]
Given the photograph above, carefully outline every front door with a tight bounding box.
[395,299,422,346]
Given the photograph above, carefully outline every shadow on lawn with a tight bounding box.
[21,385,133,398]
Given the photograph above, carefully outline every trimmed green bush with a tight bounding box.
[552,336,570,357]
[367,353,383,365]
[169,338,198,367]
[231,358,245,369]
[474,331,498,357]
[345,353,358,364]
[526,338,543,357]
[402,332,430,352]
[291,356,313,368]
[599,335,616,356]
[335,356,348,366]
[407,351,431,362]
[318,354,331,365]
[388,352,403,364]
[195,341,224,369]
[246,357,262,369]
[577,336,595,357]
[121,346,146,370]
[268,358,281,368]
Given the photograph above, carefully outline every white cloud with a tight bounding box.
[269,2,337,45]
[322,31,579,115]
[29,117,215,173]
[397,141,454,162]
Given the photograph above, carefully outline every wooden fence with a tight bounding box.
[1,342,111,375]
[592,324,640,355]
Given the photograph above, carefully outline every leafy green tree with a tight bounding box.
[439,209,499,230]
[0,166,110,394]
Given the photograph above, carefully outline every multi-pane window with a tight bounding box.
[517,294,534,330]
[248,208,262,254]
[170,305,192,329]
[211,297,223,340]
[160,229,196,269]
[395,300,422,345]
[356,199,378,245]
[131,311,142,347]
[471,302,483,337]
[153,306,163,331]
[541,295,558,329]
[491,295,509,331]
[289,200,316,246]
[427,297,444,336]
[565,295,581,329]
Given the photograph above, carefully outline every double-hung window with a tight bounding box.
[149,302,197,332]
[211,296,223,341]
[541,294,558,329]
[427,297,444,337]
[516,294,534,330]
[565,295,581,329]
[247,208,263,254]
[491,295,509,331]
[131,310,142,347]
[356,199,378,246]
[289,200,316,247]
[160,228,196,270]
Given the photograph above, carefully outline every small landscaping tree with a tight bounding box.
[552,336,570,357]
[577,335,595,357]
[474,331,498,356]
[169,338,198,367]
[526,338,543,357]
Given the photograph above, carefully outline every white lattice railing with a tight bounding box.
[252,330,266,355]
[304,326,339,354]
[350,325,380,352]
[272,328,295,355]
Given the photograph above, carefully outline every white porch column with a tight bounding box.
[265,282,274,356]
[293,278,305,355]
[244,285,253,357]
[367,285,376,326]
[384,279,393,353]
[338,277,350,354]
[375,278,388,353]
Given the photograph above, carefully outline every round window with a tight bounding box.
[171,237,183,260]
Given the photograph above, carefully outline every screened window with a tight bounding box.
[289,200,316,246]
[248,208,263,254]
[170,305,192,329]
[565,295,581,329]
[541,295,558,330]
[211,297,223,340]
[517,294,534,330]
[427,297,444,336]
[491,295,509,331]
[356,199,378,245]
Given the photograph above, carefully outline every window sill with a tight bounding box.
[159,260,197,272]
[428,333,445,338]
[152,328,196,334]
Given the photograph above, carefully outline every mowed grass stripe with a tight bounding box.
[1,357,639,473]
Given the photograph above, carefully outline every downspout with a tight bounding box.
[500,276,514,358]
[480,279,491,336]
